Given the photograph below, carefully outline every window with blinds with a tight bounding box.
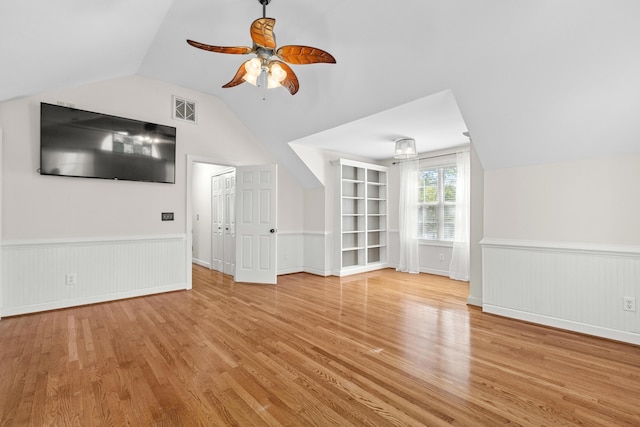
[417,165,457,241]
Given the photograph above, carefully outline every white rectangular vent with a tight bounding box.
[173,96,197,123]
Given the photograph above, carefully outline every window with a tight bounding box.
[417,165,457,241]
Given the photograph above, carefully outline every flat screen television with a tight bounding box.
[40,103,176,184]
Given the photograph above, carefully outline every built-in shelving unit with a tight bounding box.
[332,159,388,276]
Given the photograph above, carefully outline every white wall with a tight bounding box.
[485,154,640,244]
[0,75,305,316]
[482,153,640,344]
[468,142,484,306]
[1,75,273,240]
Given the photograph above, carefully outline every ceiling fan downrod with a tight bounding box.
[259,0,271,18]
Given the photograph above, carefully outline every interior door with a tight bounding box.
[223,172,236,275]
[235,164,278,284]
[211,174,224,272]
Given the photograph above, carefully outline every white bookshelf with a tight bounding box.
[332,159,388,276]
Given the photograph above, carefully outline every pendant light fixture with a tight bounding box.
[394,138,417,159]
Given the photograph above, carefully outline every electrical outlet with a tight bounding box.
[66,273,77,286]
[624,297,636,312]
[161,212,174,221]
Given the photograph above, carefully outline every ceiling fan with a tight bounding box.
[186,0,336,96]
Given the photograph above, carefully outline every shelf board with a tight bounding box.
[342,246,365,251]
[343,213,365,217]
[343,178,365,184]
[367,213,387,217]
[343,196,365,200]
[342,230,364,234]
[367,244,384,249]
[367,182,387,186]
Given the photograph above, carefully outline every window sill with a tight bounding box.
[419,240,453,248]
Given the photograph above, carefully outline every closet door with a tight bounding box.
[222,172,236,275]
[211,174,224,272]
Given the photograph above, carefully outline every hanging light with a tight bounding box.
[267,62,287,88]
[394,138,417,159]
[242,58,263,85]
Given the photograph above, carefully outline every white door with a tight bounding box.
[211,174,224,272]
[235,164,278,284]
[223,172,236,275]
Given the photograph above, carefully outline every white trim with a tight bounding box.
[2,234,186,247]
[303,267,332,277]
[329,158,387,171]
[420,267,449,277]
[2,284,186,318]
[333,262,390,277]
[467,296,482,307]
[276,231,304,236]
[419,240,454,248]
[278,267,304,275]
[192,258,210,269]
[480,238,640,257]
[483,304,640,346]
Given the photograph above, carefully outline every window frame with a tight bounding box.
[416,158,457,244]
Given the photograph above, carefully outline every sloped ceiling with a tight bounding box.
[2,0,640,187]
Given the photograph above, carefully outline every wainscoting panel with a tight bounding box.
[481,239,640,345]
[277,232,304,275]
[304,232,331,276]
[2,235,187,317]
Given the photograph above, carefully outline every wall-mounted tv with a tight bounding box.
[40,103,176,184]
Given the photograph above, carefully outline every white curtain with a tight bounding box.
[449,151,470,281]
[397,159,420,273]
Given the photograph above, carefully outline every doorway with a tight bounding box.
[187,157,279,287]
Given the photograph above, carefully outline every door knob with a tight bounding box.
[270,228,276,234]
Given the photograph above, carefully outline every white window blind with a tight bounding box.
[417,165,457,241]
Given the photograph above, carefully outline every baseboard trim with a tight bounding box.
[420,267,449,277]
[467,295,482,307]
[278,267,304,276]
[192,258,210,269]
[2,283,188,318]
[483,304,640,346]
[303,267,332,277]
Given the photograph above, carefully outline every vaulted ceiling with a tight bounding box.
[2,0,639,187]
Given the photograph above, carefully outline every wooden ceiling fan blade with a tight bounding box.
[272,61,299,95]
[222,61,250,88]
[276,45,336,64]
[250,18,276,49]
[187,40,253,55]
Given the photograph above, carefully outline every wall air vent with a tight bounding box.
[172,96,197,123]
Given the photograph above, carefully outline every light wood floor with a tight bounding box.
[1,266,639,426]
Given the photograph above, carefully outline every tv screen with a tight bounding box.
[40,103,176,184]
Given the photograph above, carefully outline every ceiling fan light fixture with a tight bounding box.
[242,58,263,85]
[394,138,417,159]
[270,63,287,82]
[186,0,335,95]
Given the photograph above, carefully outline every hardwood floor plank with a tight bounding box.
[1,266,640,425]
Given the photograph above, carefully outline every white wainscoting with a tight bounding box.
[192,232,330,278]
[304,232,331,276]
[277,231,304,275]
[481,238,640,345]
[2,235,187,317]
